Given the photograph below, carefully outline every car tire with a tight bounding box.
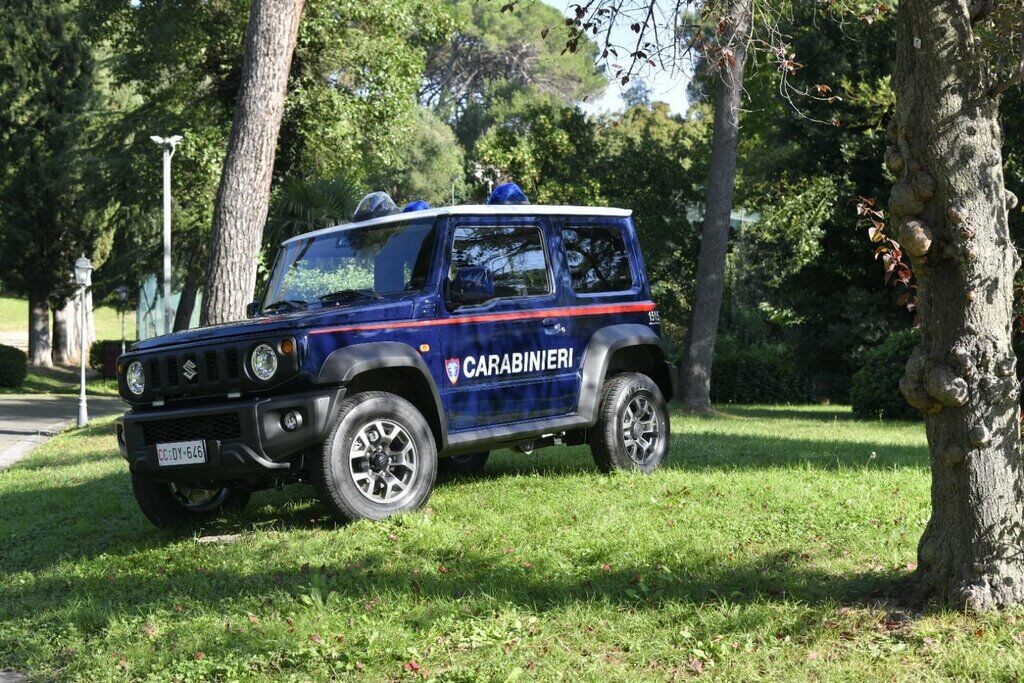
[131,476,251,529]
[439,451,489,476]
[591,372,670,474]
[312,391,437,522]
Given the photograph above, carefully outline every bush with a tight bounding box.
[0,344,28,388]
[711,342,808,404]
[850,329,920,420]
[89,340,123,377]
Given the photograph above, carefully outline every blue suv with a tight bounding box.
[115,186,675,528]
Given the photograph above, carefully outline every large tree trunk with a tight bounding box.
[174,271,201,332]
[677,0,752,410]
[27,292,51,368]
[201,0,304,326]
[52,302,72,365]
[893,0,1024,610]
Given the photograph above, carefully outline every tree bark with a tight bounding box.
[200,0,304,326]
[52,302,72,365]
[893,0,1024,609]
[27,292,51,368]
[174,271,201,332]
[677,0,752,410]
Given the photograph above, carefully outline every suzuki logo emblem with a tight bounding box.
[182,359,198,381]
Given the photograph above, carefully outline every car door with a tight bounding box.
[438,215,577,431]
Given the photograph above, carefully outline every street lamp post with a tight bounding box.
[74,256,93,428]
[150,134,183,335]
[116,284,130,355]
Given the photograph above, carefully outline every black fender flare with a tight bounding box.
[578,324,671,422]
[316,341,447,447]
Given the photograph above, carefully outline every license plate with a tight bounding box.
[156,440,207,467]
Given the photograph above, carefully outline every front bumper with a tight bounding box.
[115,388,345,482]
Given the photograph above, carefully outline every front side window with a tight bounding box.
[450,225,551,299]
[562,226,634,293]
[262,219,436,313]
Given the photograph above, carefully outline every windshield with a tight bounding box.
[262,218,437,312]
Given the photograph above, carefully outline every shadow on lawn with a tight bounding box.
[0,525,904,633]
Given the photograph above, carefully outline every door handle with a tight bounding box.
[541,318,559,327]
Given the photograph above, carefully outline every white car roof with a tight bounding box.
[280,204,633,245]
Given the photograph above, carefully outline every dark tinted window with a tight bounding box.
[451,225,550,298]
[563,226,634,293]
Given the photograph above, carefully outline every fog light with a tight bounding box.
[281,410,302,432]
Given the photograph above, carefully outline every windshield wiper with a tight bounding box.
[262,299,308,314]
[319,289,381,304]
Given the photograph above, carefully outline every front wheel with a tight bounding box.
[591,372,670,473]
[312,391,437,522]
[131,476,251,529]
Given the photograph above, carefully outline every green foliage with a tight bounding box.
[0,344,28,388]
[94,0,456,299]
[733,176,837,295]
[0,2,116,306]
[365,106,466,206]
[850,328,920,420]
[710,341,809,404]
[472,88,603,204]
[423,0,604,125]
[266,175,365,248]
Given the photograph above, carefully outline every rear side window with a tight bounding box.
[451,225,551,298]
[562,226,634,293]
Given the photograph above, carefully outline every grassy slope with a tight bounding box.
[0,365,120,397]
[1,406,1021,681]
[0,295,137,340]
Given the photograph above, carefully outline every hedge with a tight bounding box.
[850,328,920,420]
[0,344,28,388]
[711,343,808,404]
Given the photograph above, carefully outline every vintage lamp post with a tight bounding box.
[149,134,182,335]
[74,255,93,427]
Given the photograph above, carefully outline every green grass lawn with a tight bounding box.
[3,405,1023,681]
[0,294,136,341]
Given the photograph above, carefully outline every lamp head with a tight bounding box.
[73,255,93,287]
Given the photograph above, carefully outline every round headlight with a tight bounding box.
[126,360,145,395]
[251,343,278,381]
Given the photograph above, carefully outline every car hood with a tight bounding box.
[129,299,417,352]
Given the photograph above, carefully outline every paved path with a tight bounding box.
[0,394,125,471]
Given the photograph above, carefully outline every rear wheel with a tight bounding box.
[439,451,489,476]
[131,476,251,529]
[312,391,437,522]
[591,372,669,473]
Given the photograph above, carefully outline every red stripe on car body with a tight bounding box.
[307,301,656,336]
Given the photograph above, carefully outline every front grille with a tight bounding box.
[166,356,179,386]
[141,413,242,445]
[225,348,240,379]
[205,351,218,381]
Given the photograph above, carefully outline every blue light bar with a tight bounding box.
[402,200,431,212]
[487,182,529,205]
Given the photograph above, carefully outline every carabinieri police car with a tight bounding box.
[115,183,675,528]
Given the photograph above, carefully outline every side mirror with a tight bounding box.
[451,266,495,307]
[246,301,261,318]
